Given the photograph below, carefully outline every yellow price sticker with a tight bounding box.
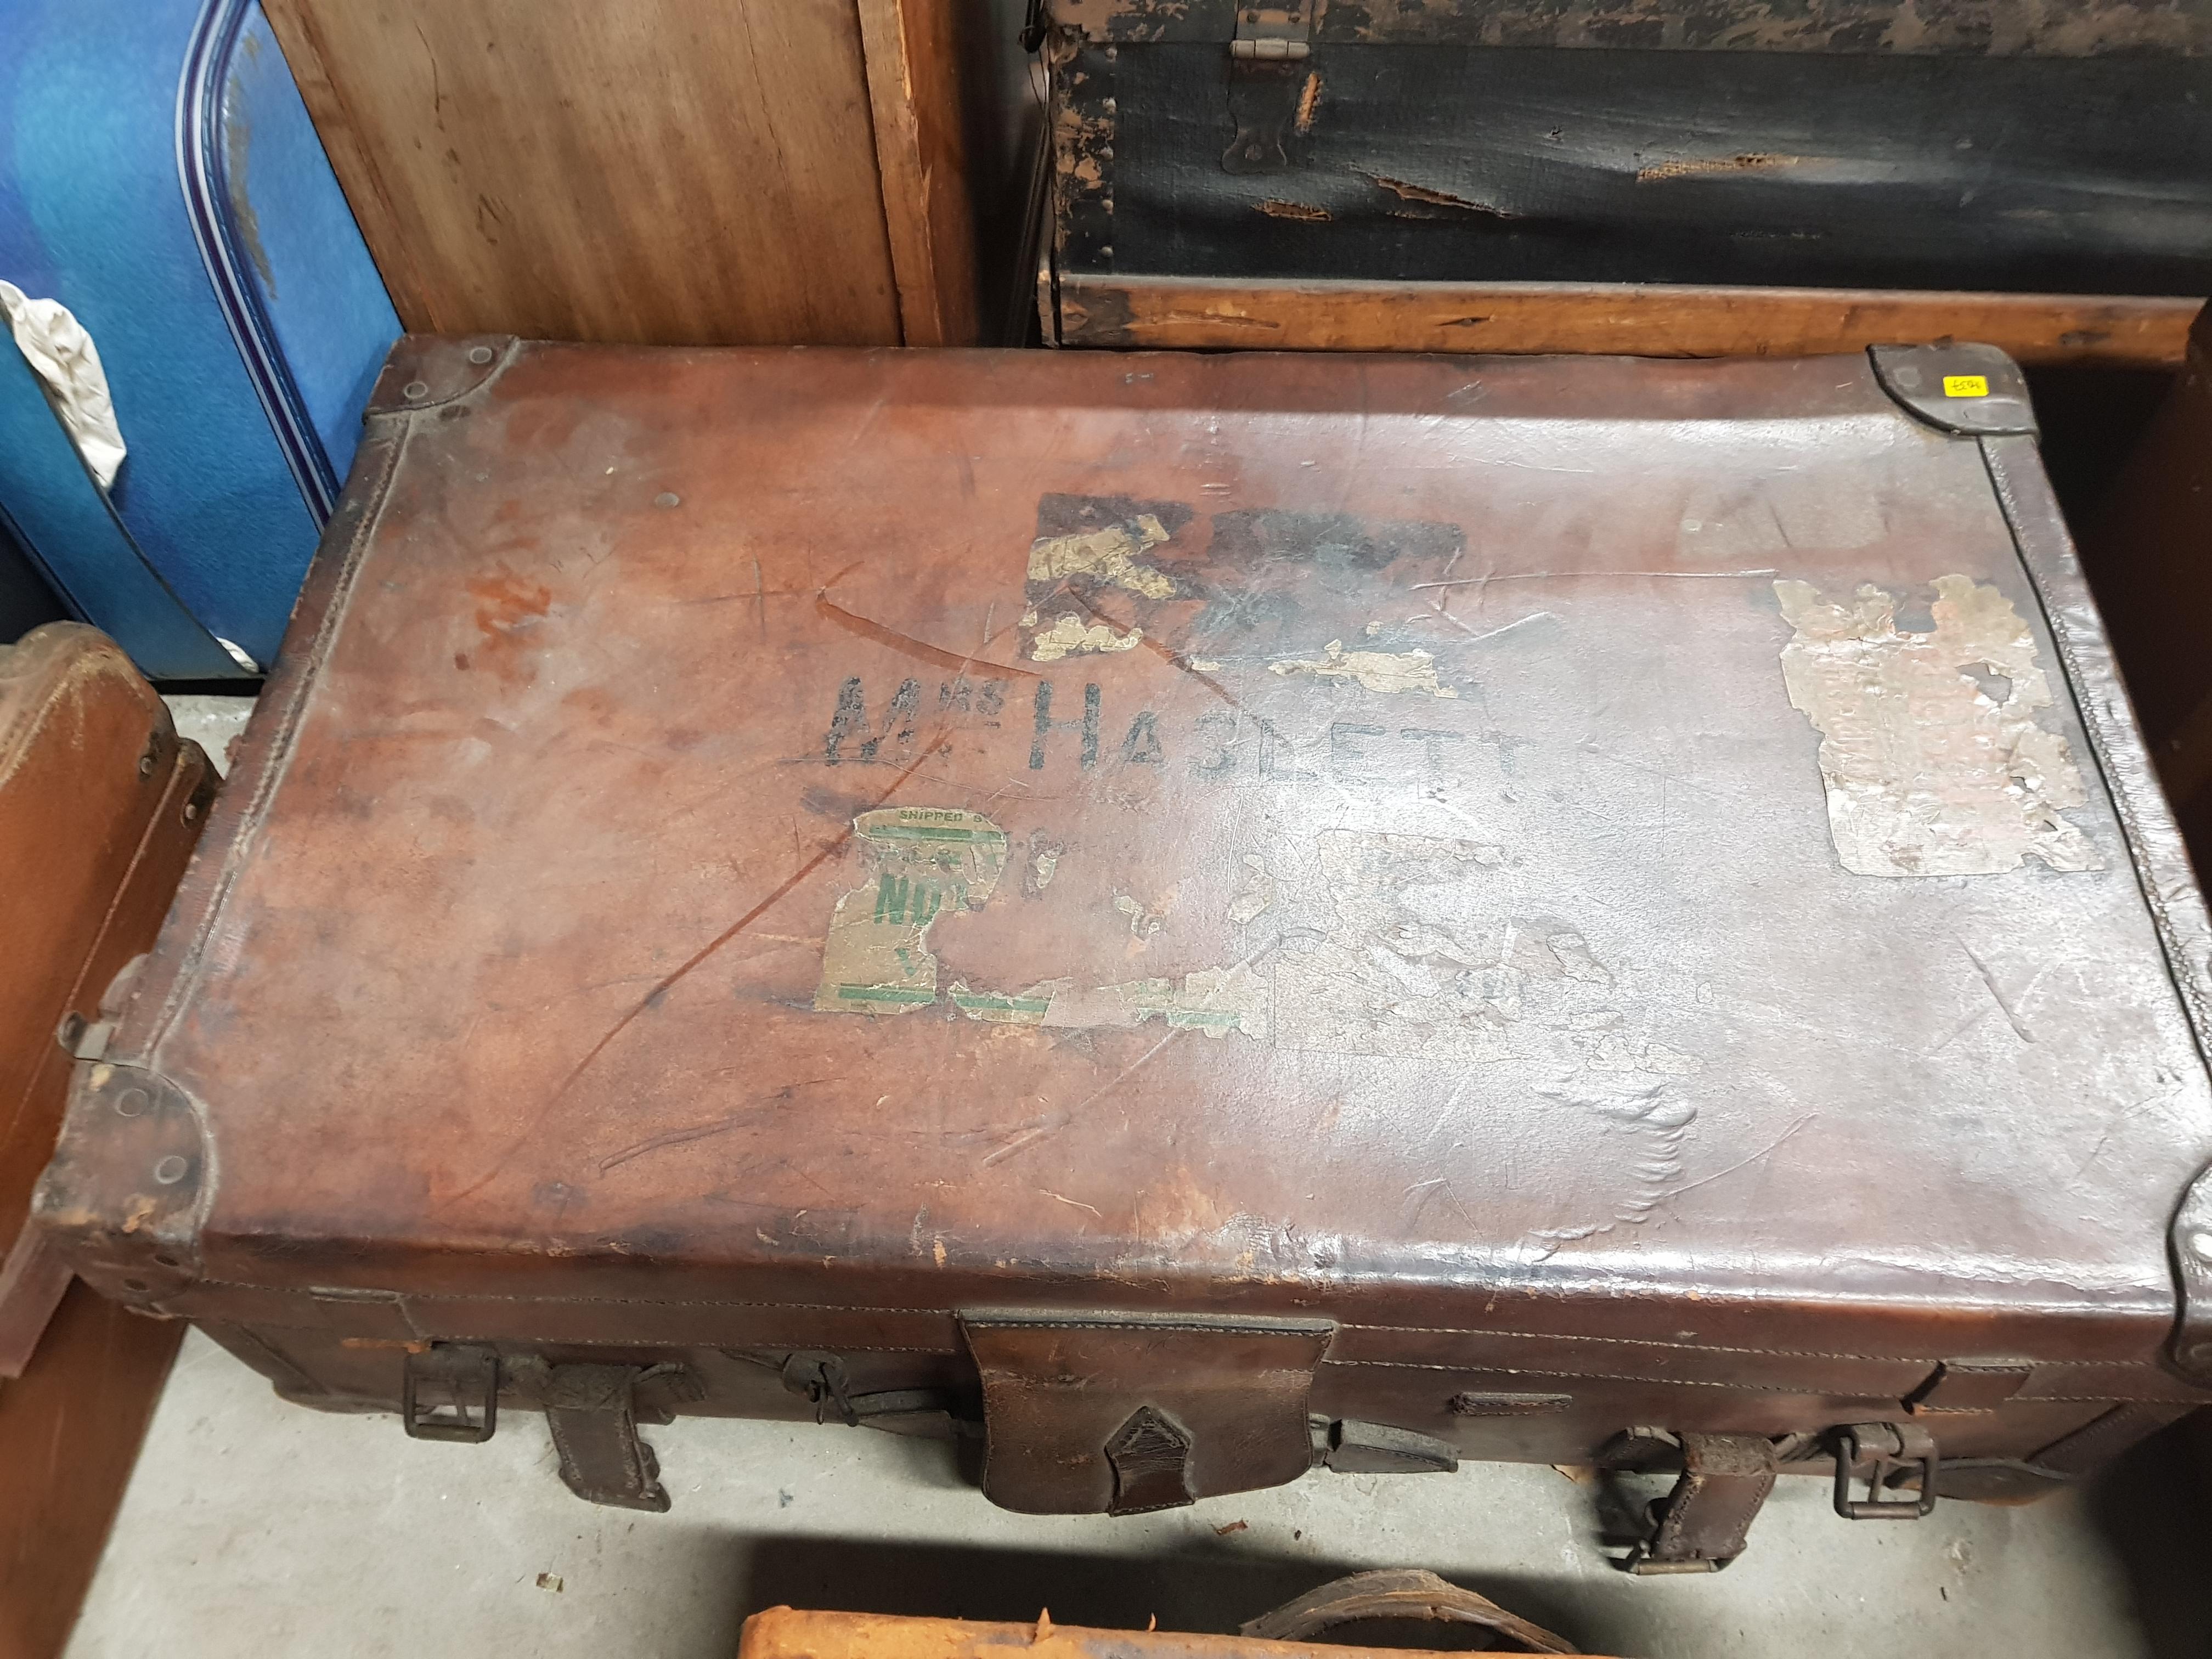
[1943,374,1990,398]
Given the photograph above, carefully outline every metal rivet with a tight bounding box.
[183,799,201,823]
[1098,145,1114,161]
[58,1013,86,1050]
[115,1087,148,1118]
[466,345,495,365]
[403,379,431,400]
[1098,245,1114,258]
[1103,97,1117,113]
[1103,44,1116,59]
[2191,1230,2212,1263]
[1103,198,1115,214]
[653,491,681,509]
[153,1155,188,1184]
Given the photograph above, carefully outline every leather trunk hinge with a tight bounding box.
[504,1356,699,1513]
[1224,2,1317,174]
[1622,1431,1779,1575]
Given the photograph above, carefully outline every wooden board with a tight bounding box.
[262,0,917,346]
[735,1606,1616,1659]
[0,1282,180,1659]
[1056,275,2203,368]
[857,0,979,347]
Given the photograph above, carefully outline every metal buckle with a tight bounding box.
[1832,1421,1939,1519]
[402,1344,500,1443]
[780,1351,860,1425]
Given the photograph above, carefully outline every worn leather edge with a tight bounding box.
[365,334,521,414]
[128,399,417,1063]
[34,1060,214,1310]
[1981,437,2212,1063]
[1980,435,2212,1386]
[134,337,521,1058]
[33,347,445,1299]
[1870,344,2038,435]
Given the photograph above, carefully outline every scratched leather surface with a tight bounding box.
[49,342,2212,1389]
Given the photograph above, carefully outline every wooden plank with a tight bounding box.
[856,0,980,346]
[261,0,902,346]
[0,1282,181,1659]
[737,1607,1625,1659]
[1058,275,2202,368]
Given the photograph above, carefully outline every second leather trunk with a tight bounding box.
[32,337,2212,1565]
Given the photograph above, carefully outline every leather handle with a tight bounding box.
[1239,1569,1576,1655]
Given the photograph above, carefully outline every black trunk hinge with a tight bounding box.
[1224,2,1318,174]
[1232,2,1314,59]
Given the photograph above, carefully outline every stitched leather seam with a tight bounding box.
[183,1281,2174,1373]
[1324,1359,2177,1402]
[1336,1323,2162,1370]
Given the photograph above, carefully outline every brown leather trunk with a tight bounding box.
[31,340,2212,1565]
[1,624,215,1659]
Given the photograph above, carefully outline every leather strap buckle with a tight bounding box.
[1833,1421,1940,1519]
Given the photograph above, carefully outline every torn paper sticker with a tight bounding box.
[814,808,1008,1013]
[953,965,1271,1041]
[1775,576,2102,876]
[1028,611,1143,662]
[1,281,126,488]
[1269,640,1457,697]
[1028,514,1177,599]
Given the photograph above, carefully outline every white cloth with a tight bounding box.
[1,279,127,489]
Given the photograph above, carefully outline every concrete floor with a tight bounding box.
[61,1329,2208,1659]
[84,699,2196,1659]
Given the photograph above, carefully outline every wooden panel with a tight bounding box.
[858,0,980,347]
[1057,275,2203,368]
[262,0,903,346]
[736,1607,1620,1659]
[0,1282,180,1659]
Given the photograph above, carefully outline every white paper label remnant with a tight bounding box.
[1268,640,1457,697]
[814,809,1009,1013]
[1027,515,1176,598]
[1026,611,1143,662]
[1774,575,2102,877]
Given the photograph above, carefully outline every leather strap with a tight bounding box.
[510,1358,670,1512]
[960,1311,1333,1515]
[1630,1432,1778,1573]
